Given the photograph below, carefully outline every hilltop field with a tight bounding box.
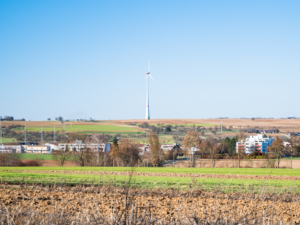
[2,118,300,133]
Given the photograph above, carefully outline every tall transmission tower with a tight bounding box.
[53,126,56,143]
[41,127,43,144]
[145,60,154,120]
[24,125,27,145]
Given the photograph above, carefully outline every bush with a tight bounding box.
[16,160,41,166]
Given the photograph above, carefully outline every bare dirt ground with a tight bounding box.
[0,185,299,224]
[116,118,300,129]
[176,159,300,169]
[36,158,300,168]
[4,169,300,181]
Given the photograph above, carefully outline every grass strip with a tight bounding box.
[0,171,300,193]
[1,167,300,176]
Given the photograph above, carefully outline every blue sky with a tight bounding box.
[0,0,299,120]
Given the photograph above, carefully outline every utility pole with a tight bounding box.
[53,126,56,143]
[24,125,27,145]
[221,121,223,133]
[41,127,43,144]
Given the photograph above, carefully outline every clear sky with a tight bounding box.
[0,0,299,121]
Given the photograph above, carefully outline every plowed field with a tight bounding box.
[0,184,300,224]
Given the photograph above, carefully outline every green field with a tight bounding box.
[0,170,299,193]
[0,138,17,143]
[13,124,138,133]
[1,167,300,176]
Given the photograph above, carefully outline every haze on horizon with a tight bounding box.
[0,0,299,121]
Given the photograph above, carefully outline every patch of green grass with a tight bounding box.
[0,138,17,143]
[14,154,76,161]
[0,171,299,193]
[1,167,300,176]
[13,125,138,133]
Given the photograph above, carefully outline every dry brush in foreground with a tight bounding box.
[0,182,300,224]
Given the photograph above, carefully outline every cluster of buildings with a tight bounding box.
[247,129,277,134]
[0,140,111,154]
[236,134,274,154]
[0,144,51,154]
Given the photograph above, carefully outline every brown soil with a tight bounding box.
[0,185,300,224]
[175,159,300,169]
[116,118,300,129]
[36,158,300,169]
[38,160,78,167]
[3,170,300,181]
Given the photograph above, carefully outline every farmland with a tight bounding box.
[1,167,300,192]
[0,138,16,143]
[0,166,300,223]
[9,123,139,133]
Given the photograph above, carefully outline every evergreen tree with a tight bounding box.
[228,138,237,154]
[113,137,118,147]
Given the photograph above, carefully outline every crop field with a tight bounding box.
[1,167,300,193]
[0,138,17,143]
[2,166,300,176]
[0,167,300,224]
[7,122,140,133]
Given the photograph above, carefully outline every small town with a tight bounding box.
[1,0,300,224]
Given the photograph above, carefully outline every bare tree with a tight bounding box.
[237,133,246,168]
[148,133,164,166]
[200,137,218,167]
[110,139,140,167]
[52,145,69,166]
[182,131,201,167]
[289,135,300,169]
[182,131,201,156]
[268,137,284,169]
[73,147,95,166]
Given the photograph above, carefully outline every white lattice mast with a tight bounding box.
[145,60,153,120]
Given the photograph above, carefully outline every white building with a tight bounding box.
[236,134,274,154]
[24,145,51,154]
[0,145,23,153]
[58,140,111,153]
[45,143,60,151]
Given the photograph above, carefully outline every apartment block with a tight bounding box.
[236,134,274,154]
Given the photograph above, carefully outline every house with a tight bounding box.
[236,134,274,154]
